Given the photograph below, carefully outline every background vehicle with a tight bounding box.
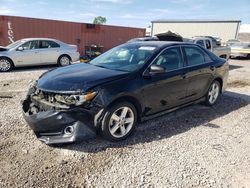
[192,37,231,59]
[230,42,250,58]
[22,42,229,144]
[128,33,230,59]
[0,38,80,72]
[80,44,104,63]
[195,36,222,46]
[226,39,240,46]
[127,31,183,43]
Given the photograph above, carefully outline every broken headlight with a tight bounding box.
[27,80,37,95]
[55,91,97,106]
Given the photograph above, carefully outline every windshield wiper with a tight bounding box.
[93,65,107,69]
[92,64,130,72]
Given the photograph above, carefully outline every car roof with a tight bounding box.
[21,38,59,42]
[124,41,194,48]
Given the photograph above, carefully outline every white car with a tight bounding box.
[0,38,80,72]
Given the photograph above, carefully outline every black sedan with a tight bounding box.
[22,42,229,144]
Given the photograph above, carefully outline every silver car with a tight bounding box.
[0,38,80,72]
[230,42,250,58]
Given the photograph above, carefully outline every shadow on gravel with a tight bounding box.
[229,65,243,71]
[62,91,250,153]
[5,62,80,73]
[10,65,58,73]
[230,57,250,61]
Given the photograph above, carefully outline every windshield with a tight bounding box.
[6,40,24,49]
[89,44,157,72]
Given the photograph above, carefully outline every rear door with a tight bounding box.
[183,45,215,101]
[142,46,189,115]
[39,40,61,64]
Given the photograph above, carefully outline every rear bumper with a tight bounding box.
[71,52,80,62]
[22,98,99,144]
[222,62,229,93]
[230,52,249,58]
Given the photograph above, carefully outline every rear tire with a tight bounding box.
[101,102,137,142]
[0,57,13,72]
[58,55,71,66]
[205,80,221,106]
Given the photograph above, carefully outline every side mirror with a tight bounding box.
[17,46,24,51]
[150,64,166,74]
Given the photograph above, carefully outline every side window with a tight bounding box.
[153,47,184,71]
[197,40,205,47]
[40,40,60,48]
[20,41,39,50]
[205,40,211,49]
[48,41,60,48]
[184,46,212,66]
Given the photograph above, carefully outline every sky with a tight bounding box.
[0,0,249,28]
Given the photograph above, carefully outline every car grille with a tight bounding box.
[31,89,70,111]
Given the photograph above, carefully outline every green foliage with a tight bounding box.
[93,16,107,25]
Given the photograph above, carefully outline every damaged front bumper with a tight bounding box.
[22,86,104,144]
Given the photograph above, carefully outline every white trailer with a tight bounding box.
[151,20,241,42]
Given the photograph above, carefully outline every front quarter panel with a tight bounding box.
[92,73,144,114]
[0,50,17,65]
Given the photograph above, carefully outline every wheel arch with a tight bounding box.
[0,56,15,67]
[57,54,72,62]
[219,54,227,59]
[213,77,223,93]
[106,95,143,122]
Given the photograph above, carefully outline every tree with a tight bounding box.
[93,16,107,25]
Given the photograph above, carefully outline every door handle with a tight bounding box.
[181,73,186,79]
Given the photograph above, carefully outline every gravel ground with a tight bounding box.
[0,59,250,188]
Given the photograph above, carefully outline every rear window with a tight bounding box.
[184,46,212,66]
[40,40,60,48]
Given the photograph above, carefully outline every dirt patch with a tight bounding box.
[1,60,250,187]
[228,80,250,88]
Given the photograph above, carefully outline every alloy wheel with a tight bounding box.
[208,82,220,104]
[60,56,70,66]
[0,59,11,72]
[108,106,135,138]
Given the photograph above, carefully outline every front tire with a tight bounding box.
[205,80,221,106]
[101,102,137,142]
[0,57,13,72]
[58,55,71,66]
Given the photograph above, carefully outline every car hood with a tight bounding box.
[0,46,8,52]
[37,63,130,93]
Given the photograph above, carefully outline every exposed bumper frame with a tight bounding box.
[22,97,102,144]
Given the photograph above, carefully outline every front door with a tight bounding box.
[142,46,188,116]
[13,40,41,66]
